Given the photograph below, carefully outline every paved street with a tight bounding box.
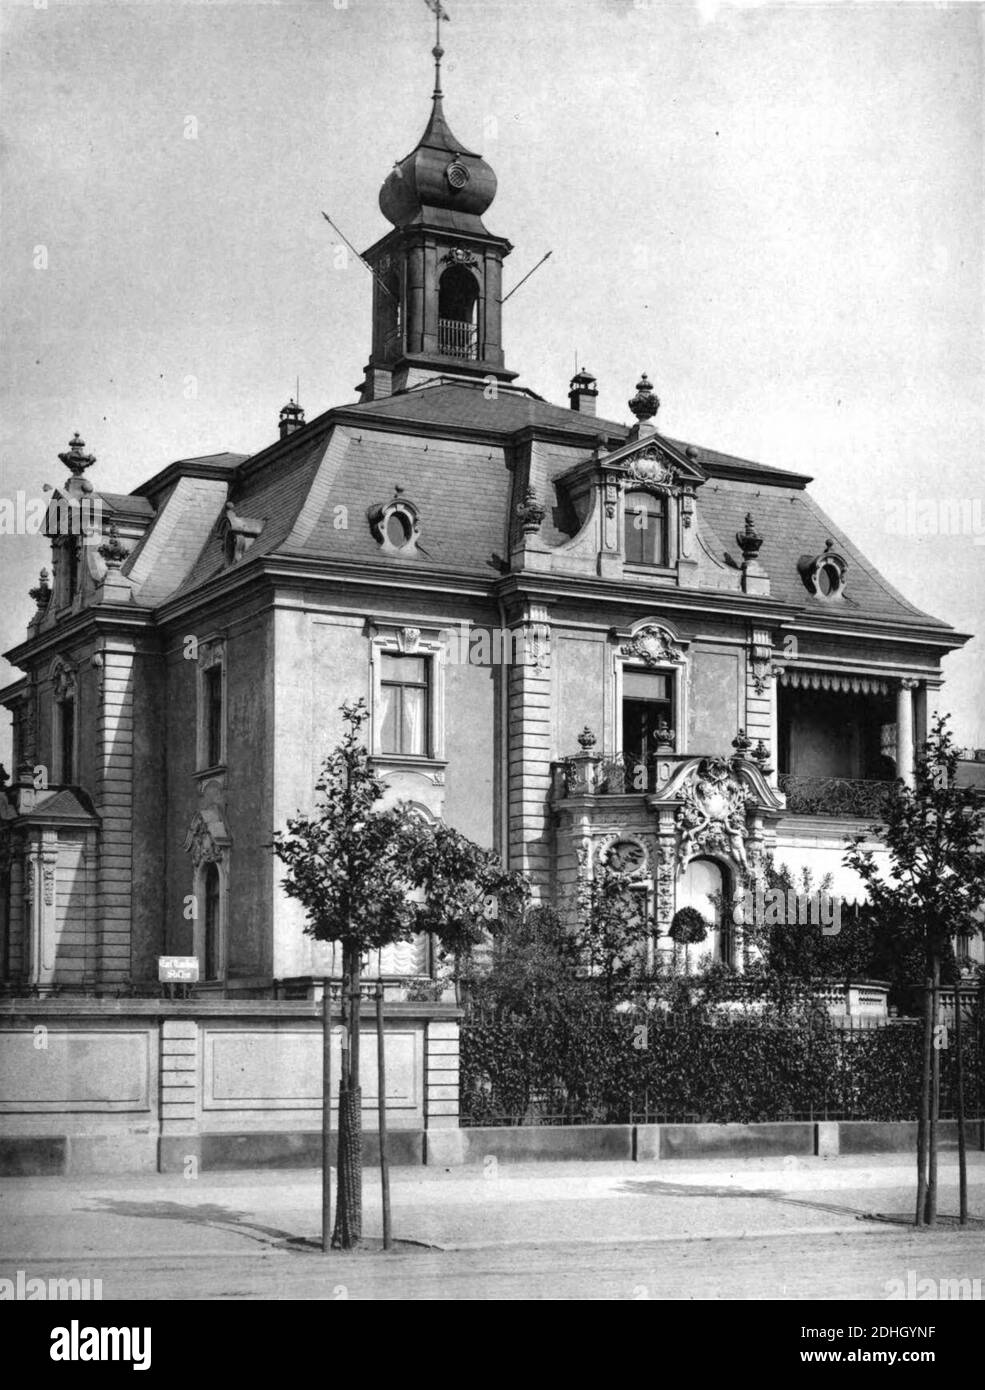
[2,1154,983,1299]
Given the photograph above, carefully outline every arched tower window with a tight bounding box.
[438,265,478,359]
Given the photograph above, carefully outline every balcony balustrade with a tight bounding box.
[777,774,896,818]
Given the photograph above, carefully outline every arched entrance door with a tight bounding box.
[676,857,731,968]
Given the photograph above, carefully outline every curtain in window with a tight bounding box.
[378,681,396,752]
[402,685,425,755]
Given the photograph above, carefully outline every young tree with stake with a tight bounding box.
[844,716,985,1227]
[273,699,526,1249]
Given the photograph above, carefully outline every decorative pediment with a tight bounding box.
[184,807,231,867]
[599,434,706,494]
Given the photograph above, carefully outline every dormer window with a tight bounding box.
[368,489,420,554]
[799,541,848,600]
[817,562,840,597]
[624,490,668,567]
[220,502,263,564]
[386,510,412,548]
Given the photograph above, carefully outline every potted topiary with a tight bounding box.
[669,905,709,976]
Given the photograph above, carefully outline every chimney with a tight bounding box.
[568,368,598,416]
[278,398,305,440]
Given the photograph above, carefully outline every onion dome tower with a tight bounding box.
[359,22,516,400]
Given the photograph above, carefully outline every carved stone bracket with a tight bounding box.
[50,657,77,703]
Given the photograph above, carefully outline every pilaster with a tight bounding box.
[506,602,553,893]
[96,639,136,985]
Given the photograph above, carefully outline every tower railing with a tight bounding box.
[438,318,478,360]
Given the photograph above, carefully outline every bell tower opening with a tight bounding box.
[437,265,478,359]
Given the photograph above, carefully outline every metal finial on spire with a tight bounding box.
[423,0,450,98]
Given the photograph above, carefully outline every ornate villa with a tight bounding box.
[1,40,976,1005]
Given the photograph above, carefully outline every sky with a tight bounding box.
[1,0,983,755]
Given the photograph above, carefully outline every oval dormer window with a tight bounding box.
[798,542,848,599]
[817,560,841,597]
[386,511,412,548]
[368,490,420,555]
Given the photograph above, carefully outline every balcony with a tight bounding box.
[438,318,478,360]
[778,774,896,819]
[554,751,676,798]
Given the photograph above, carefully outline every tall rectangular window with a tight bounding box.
[204,665,224,767]
[59,697,75,783]
[624,491,668,567]
[203,863,221,981]
[622,669,674,790]
[379,654,429,756]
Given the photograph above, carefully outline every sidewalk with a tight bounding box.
[3,1152,983,1260]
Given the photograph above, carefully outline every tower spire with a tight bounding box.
[424,1,450,100]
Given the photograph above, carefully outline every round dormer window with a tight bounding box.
[368,490,420,555]
[798,542,848,599]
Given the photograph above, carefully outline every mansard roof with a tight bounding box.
[76,378,953,638]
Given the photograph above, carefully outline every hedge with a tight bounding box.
[460,1013,985,1126]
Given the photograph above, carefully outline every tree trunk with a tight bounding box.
[376,984,392,1250]
[916,969,932,1226]
[321,983,332,1254]
[924,952,941,1227]
[954,974,967,1225]
[332,946,363,1249]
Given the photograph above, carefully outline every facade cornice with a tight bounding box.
[776,617,968,651]
[3,605,155,670]
[361,224,514,261]
[492,572,798,623]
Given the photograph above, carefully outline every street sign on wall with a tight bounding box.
[158,956,200,984]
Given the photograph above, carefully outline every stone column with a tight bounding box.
[897,678,917,788]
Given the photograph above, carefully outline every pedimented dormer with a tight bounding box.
[510,374,749,591]
[589,421,707,583]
